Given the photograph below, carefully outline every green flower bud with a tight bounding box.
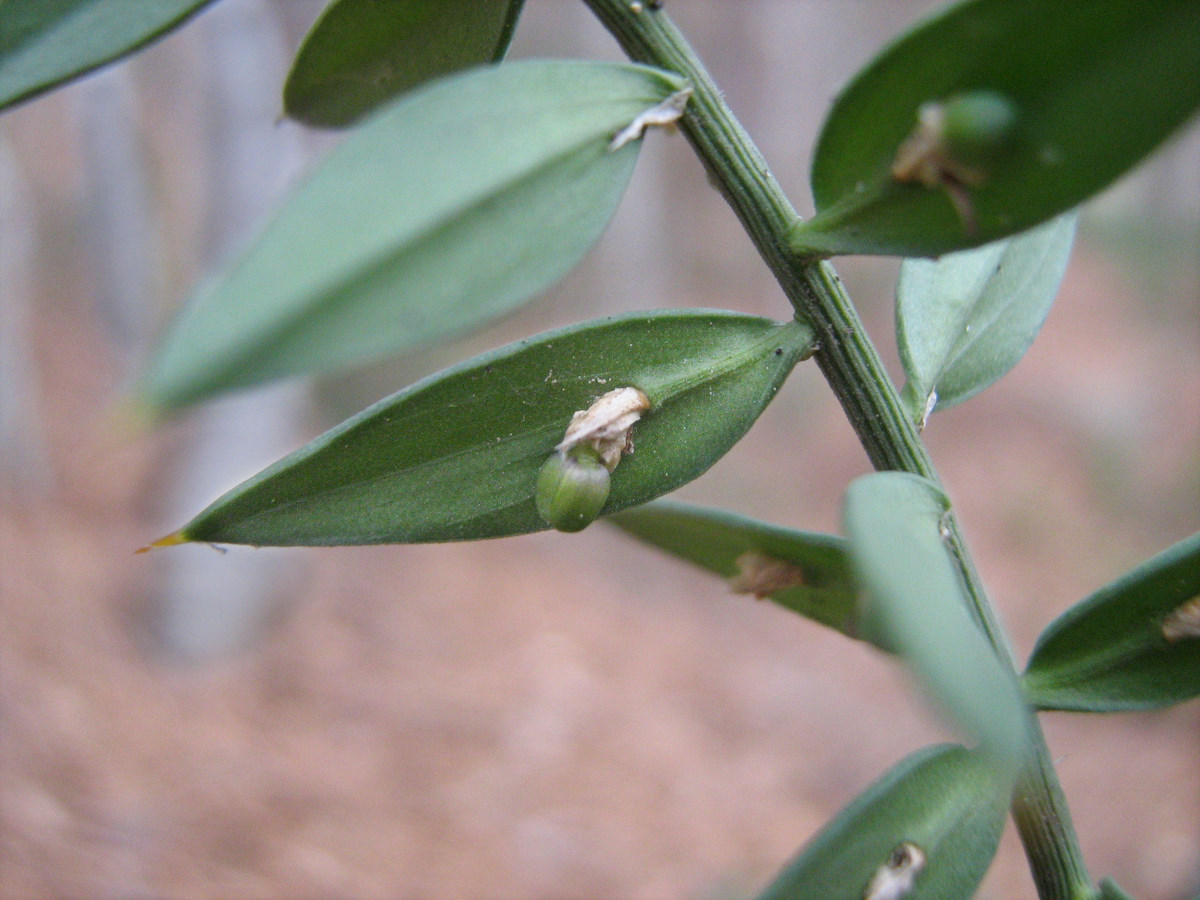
[535,445,610,533]
[891,89,1020,232]
[939,90,1019,169]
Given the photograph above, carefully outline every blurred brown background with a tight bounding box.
[2,1,1198,897]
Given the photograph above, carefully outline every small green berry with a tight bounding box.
[535,446,611,533]
[938,90,1019,168]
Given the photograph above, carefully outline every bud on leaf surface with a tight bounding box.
[536,448,611,533]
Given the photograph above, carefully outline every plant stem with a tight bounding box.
[582,2,1093,898]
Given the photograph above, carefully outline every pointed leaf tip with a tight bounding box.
[135,531,189,554]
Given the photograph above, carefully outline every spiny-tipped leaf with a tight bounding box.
[284,0,527,128]
[791,0,1200,257]
[756,744,1010,900]
[898,213,1076,422]
[0,0,216,112]
[608,501,857,637]
[140,60,686,413]
[843,473,1029,761]
[1023,531,1200,712]
[164,310,814,546]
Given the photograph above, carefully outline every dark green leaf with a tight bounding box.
[756,744,1010,900]
[1023,531,1200,712]
[843,473,1029,761]
[284,0,526,128]
[162,310,814,546]
[790,0,1200,257]
[897,213,1076,423]
[608,500,857,637]
[139,60,686,413]
[0,0,216,111]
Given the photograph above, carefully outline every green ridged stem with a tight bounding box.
[579,3,1093,899]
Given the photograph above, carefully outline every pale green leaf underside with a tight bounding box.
[843,473,1029,761]
[284,0,527,128]
[756,744,1009,900]
[898,213,1076,418]
[608,501,857,637]
[0,0,216,111]
[176,310,815,546]
[1023,530,1200,712]
[140,60,685,413]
